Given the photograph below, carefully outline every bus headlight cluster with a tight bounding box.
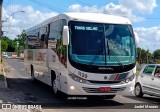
[121,75,135,84]
[68,73,87,83]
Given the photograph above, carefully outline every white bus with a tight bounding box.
[24,13,137,98]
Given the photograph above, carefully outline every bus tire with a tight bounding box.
[135,83,143,97]
[51,71,59,96]
[31,65,35,82]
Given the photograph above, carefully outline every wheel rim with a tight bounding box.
[31,70,34,80]
[53,81,58,94]
[135,85,140,96]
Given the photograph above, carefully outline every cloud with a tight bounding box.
[67,0,158,53]
[2,5,58,39]
[120,0,157,14]
[68,3,145,22]
[68,1,159,53]
[100,3,146,22]
[134,26,160,52]
[2,1,159,52]
[68,0,157,22]
[68,4,101,13]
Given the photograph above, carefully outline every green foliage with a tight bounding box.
[2,36,12,43]
[136,61,139,65]
[12,39,18,51]
[157,59,160,64]
[17,30,26,50]
[1,36,18,52]
[1,40,8,51]
[137,47,153,64]
[1,30,26,52]
[153,49,160,59]
[136,69,140,75]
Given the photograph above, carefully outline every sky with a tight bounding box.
[2,0,160,52]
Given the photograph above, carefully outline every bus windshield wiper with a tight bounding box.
[106,40,124,68]
[89,47,105,65]
[106,39,110,60]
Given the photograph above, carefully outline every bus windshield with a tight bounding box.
[69,21,136,66]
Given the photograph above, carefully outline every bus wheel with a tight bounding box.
[135,83,143,97]
[52,80,59,95]
[31,65,35,82]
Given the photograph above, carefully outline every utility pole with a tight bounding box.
[0,0,3,37]
[146,49,149,64]
[0,0,3,62]
[146,45,149,64]
[139,49,141,64]
[154,45,156,63]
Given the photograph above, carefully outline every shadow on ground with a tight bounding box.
[6,78,125,108]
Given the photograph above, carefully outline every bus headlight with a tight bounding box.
[121,74,135,84]
[68,73,87,83]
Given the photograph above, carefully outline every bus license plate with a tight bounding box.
[99,87,111,92]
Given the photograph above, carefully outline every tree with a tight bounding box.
[1,36,17,52]
[7,44,16,52]
[17,30,26,50]
[137,47,153,64]
[1,40,8,51]
[12,38,18,52]
[2,36,11,43]
[153,49,160,62]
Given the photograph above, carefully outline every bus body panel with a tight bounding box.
[25,48,136,96]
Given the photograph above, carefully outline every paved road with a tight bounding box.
[2,58,160,111]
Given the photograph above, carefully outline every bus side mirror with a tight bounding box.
[134,32,139,47]
[63,26,69,45]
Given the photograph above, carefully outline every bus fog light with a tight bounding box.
[80,79,83,83]
[70,86,75,90]
[120,74,135,84]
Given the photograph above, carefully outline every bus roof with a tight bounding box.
[63,13,131,24]
[26,12,131,32]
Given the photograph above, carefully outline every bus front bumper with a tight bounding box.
[65,78,135,96]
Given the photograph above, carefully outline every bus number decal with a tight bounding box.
[78,71,88,78]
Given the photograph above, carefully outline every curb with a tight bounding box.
[2,64,8,88]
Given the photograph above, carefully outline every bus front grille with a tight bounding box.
[82,87,126,93]
[88,80,121,84]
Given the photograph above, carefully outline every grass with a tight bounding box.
[136,61,139,65]
[136,69,140,75]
